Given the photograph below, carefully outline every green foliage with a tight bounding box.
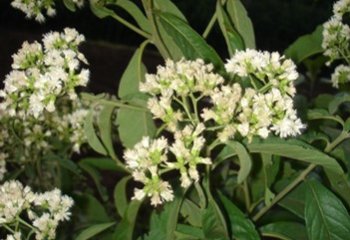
[116,97,157,148]
[219,193,260,240]
[285,25,324,64]
[226,0,256,49]
[260,221,307,240]
[76,222,116,240]
[305,181,350,240]
[216,2,244,56]
[157,12,224,71]
[5,0,350,239]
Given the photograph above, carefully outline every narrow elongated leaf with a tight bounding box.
[216,2,244,56]
[116,97,156,148]
[114,200,142,240]
[84,111,107,155]
[260,222,307,240]
[247,138,344,175]
[114,0,151,32]
[305,180,350,240]
[284,25,323,64]
[118,42,148,99]
[157,12,224,71]
[307,109,344,126]
[98,105,117,159]
[79,157,124,172]
[226,141,252,183]
[219,193,260,240]
[226,0,256,49]
[114,176,131,217]
[154,0,187,21]
[76,222,116,240]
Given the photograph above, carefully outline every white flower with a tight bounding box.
[0,180,74,239]
[331,64,350,88]
[140,58,223,96]
[124,136,169,172]
[11,0,85,22]
[333,0,350,19]
[225,49,298,96]
[0,153,7,181]
[322,17,350,62]
[5,232,22,240]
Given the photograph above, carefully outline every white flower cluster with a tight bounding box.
[322,0,350,88]
[140,58,224,131]
[225,49,298,96]
[127,53,303,206]
[124,129,211,206]
[331,64,350,88]
[11,0,85,22]
[0,29,89,175]
[0,28,88,118]
[0,180,73,240]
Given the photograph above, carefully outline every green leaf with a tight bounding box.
[144,189,185,240]
[174,224,205,239]
[202,182,229,240]
[219,193,260,240]
[114,200,142,240]
[118,41,148,99]
[284,25,323,64]
[180,199,202,227]
[84,111,107,155]
[216,2,244,56]
[226,141,252,184]
[116,97,156,148]
[76,222,116,240]
[63,0,76,11]
[153,0,188,59]
[90,0,115,18]
[226,0,256,49]
[323,169,350,209]
[305,180,350,240]
[79,160,108,202]
[98,105,117,159]
[328,92,350,115]
[247,138,344,175]
[278,182,306,219]
[307,109,344,126]
[112,0,151,32]
[153,0,187,21]
[114,176,131,217]
[260,221,307,240]
[79,157,125,172]
[74,193,110,223]
[157,12,224,72]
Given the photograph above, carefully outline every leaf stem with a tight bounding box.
[142,0,171,58]
[252,163,316,221]
[202,12,217,39]
[109,14,150,39]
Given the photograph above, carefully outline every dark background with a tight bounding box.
[0,0,333,92]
